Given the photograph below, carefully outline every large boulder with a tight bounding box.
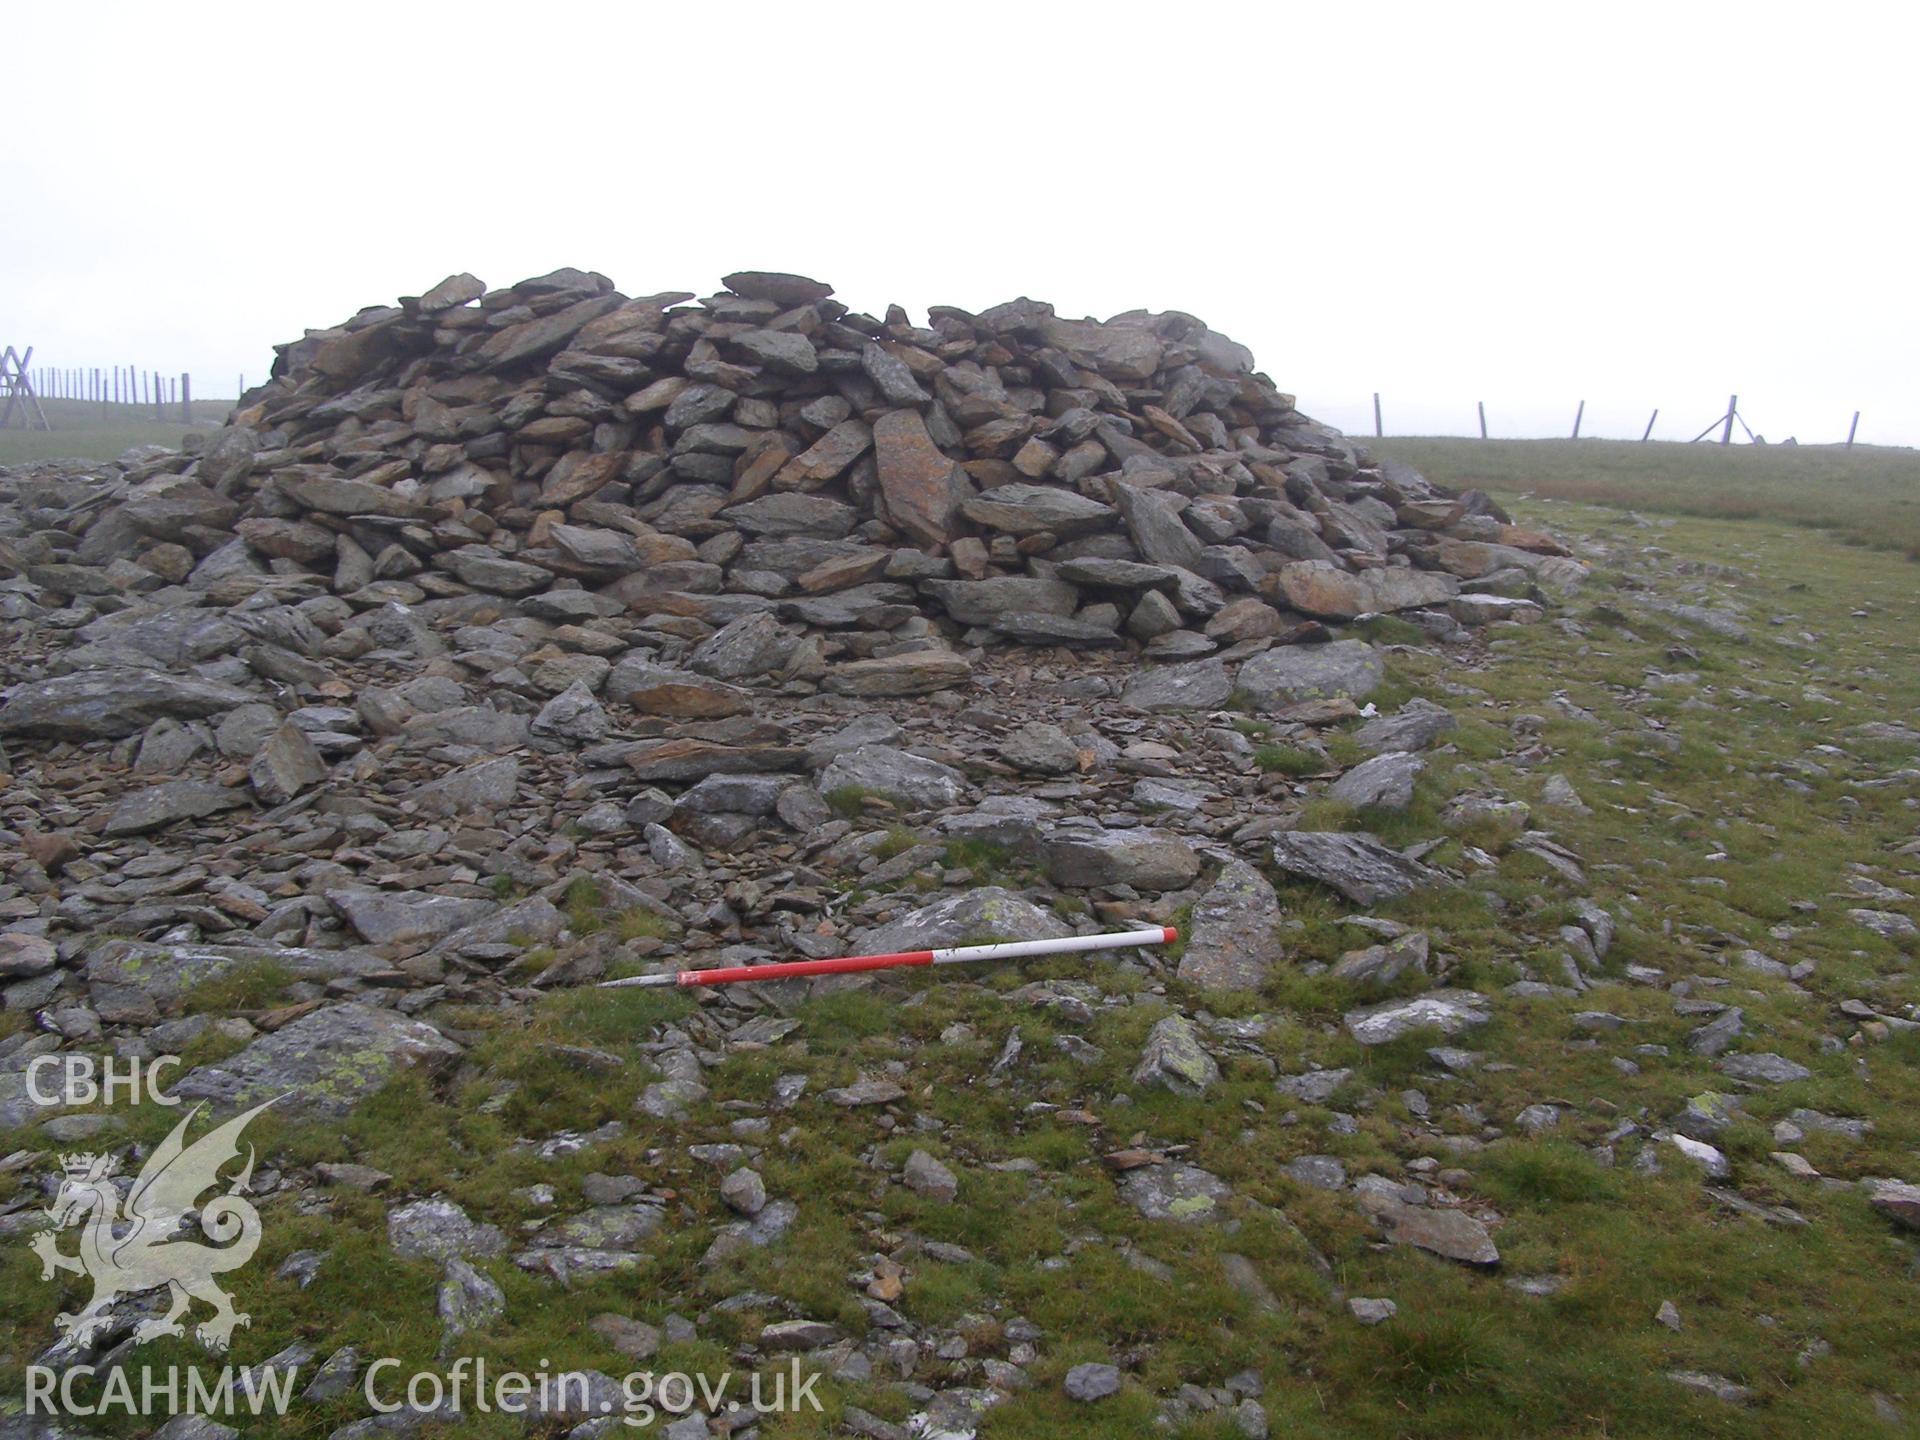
[815,745,967,811]
[1274,561,1458,620]
[176,1003,464,1118]
[856,889,1072,954]
[0,670,260,739]
[1269,831,1443,904]
[1237,641,1384,709]
[1043,826,1200,890]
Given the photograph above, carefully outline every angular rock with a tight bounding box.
[926,576,1078,626]
[104,780,248,836]
[822,650,971,697]
[689,612,795,679]
[1114,483,1204,569]
[1345,990,1491,1045]
[606,660,753,717]
[856,888,1071,954]
[1117,1161,1231,1224]
[1867,1179,1920,1232]
[1274,561,1457,620]
[438,1257,506,1342]
[1237,641,1384,709]
[1327,751,1425,812]
[903,1150,959,1202]
[414,757,519,817]
[328,889,497,950]
[389,1198,508,1263]
[961,484,1114,538]
[1064,1363,1122,1402]
[1717,1053,1812,1085]
[626,738,801,782]
[816,744,967,811]
[176,1002,463,1118]
[1132,1015,1219,1094]
[1355,699,1457,754]
[1269,831,1443,904]
[726,493,858,540]
[0,670,260,739]
[1330,932,1429,986]
[1121,658,1233,712]
[1043,826,1200,889]
[1376,1200,1499,1267]
[1176,859,1284,990]
[1001,721,1081,775]
[873,410,962,546]
[250,721,329,804]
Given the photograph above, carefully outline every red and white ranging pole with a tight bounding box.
[597,925,1178,991]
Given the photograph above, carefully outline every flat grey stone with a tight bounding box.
[0,669,260,739]
[856,888,1070,954]
[1345,990,1491,1046]
[1327,751,1424,812]
[1121,657,1233,712]
[103,779,248,836]
[1354,699,1457,753]
[176,1002,463,1118]
[1270,831,1443,905]
[1064,1362,1123,1402]
[389,1198,507,1263]
[1117,1161,1231,1224]
[1717,1053,1812,1085]
[1043,825,1200,890]
[1237,641,1384,709]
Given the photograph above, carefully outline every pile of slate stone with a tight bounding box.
[10,267,1582,699]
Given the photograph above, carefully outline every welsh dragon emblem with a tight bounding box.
[30,1098,279,1351]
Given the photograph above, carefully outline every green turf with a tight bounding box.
[0,397,236,464]
[1368,437,1920,558]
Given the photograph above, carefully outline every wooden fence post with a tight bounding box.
[1846,411,1859,449]
[1641,409,1658,442]
[1571,400,1585,440]
[1721,395,1737,446]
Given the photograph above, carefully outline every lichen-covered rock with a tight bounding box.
[1237,641,1385,709]
[175,1002,463,1118]
[815,744,967,811]
[1176,860,1284,990]
[1043,825,1200,890]
[1132,1015,1219,1094]
[855,888,1071,954]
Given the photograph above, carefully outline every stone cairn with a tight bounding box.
[20,266,1577,692]
[0,268,1589,1000]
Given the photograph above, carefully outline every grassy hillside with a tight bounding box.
[1368,438,1920,559]
[0,396,235,465]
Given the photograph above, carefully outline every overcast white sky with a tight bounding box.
[6,2,1915,445]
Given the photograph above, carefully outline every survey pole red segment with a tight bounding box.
[672,950,935,987]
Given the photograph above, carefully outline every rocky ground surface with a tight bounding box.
[0,273,1914,1439]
